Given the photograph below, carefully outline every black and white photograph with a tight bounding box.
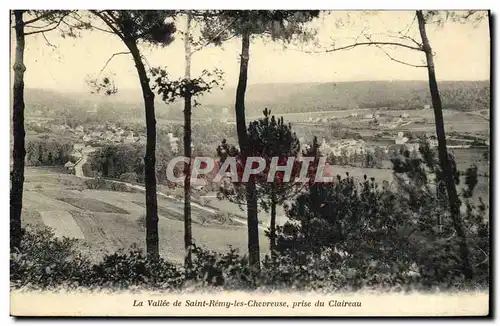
[8,8,491,317]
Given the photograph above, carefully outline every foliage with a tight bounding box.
[25,139,73,167]
[188,244,253,288]
[83,177,139,193]
[151,68,225,106]
[11,228,184,290]
[87,143,174,184]
[90,247,184,289]
[86,76,118,96]
[10,227,93,289]
[274,141,489,289]
[200,10,320,45]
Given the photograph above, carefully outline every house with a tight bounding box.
[395,132,409,145]
[70,151,83,161]
[82,135,92,143]
[82,146,97,155]
[75,126,84,133]
[64,161,75,173]
[424,105,431,110]
[73,143,85,151]
[363,113,373,119]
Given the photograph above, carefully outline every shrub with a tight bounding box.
[189,244,253,289]
[120,172,138,183]
[90,247,185,290]
[275,142,489,290]
[84,178,138,193]
[10,227,93,289]
[81,163,94,177]
[11,228,185,290]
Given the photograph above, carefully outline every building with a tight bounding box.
[424,105,431,110]
[64,161,75,173]
[395,132,409,145]
[73,143,85,151]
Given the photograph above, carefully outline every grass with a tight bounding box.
[57,197,129,214]
[21,168,271,264]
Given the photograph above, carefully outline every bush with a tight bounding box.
[274,142,489,290]
[81,163,94,177]
[10,227,93,289]
[11,228,184,290]
[120,172,138,183]
[84,178,138,193]
[90,247,184,290]
[189,244,253,288]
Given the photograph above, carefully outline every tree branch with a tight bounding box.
[24,14,67,35]
[302,40,423,54]
[190,17,238,55]
[97,51,131,76]
[374,44,427,68]
[22,11,55,26]
[70,13,115,35]
[90,10,125,41]
[41,32,56,48]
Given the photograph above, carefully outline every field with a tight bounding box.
[22,168,270,263]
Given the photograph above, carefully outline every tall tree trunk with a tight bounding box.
[127,40,160,260]
[183,12,193,269]
[270,190,277,259]
[416,10,473,280]
[10,10,26,252]
[235,30,261,270]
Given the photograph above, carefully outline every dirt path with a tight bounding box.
[39,210,85,239]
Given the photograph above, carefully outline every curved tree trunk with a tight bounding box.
[416,10,473,280]
[235,30,260,271]
[183,12,193,269]
[127,40,160,260]
[11,10,26,252]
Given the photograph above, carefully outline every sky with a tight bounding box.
[13,10,490,93]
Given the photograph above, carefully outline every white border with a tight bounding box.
[2,2,497,325]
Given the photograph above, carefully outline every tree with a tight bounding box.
[151,56,224,269]
[217,117,322,259]
[10,10,78,251]
[309,9,487,281]
[88,10,176,260]
[204,10,320,270]
[415,10,474,280]
[246,109,302,257]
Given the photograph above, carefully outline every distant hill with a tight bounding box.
[21,80,490,120]
[200,80,490,115]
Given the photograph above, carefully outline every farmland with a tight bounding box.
[22,168,270,263]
